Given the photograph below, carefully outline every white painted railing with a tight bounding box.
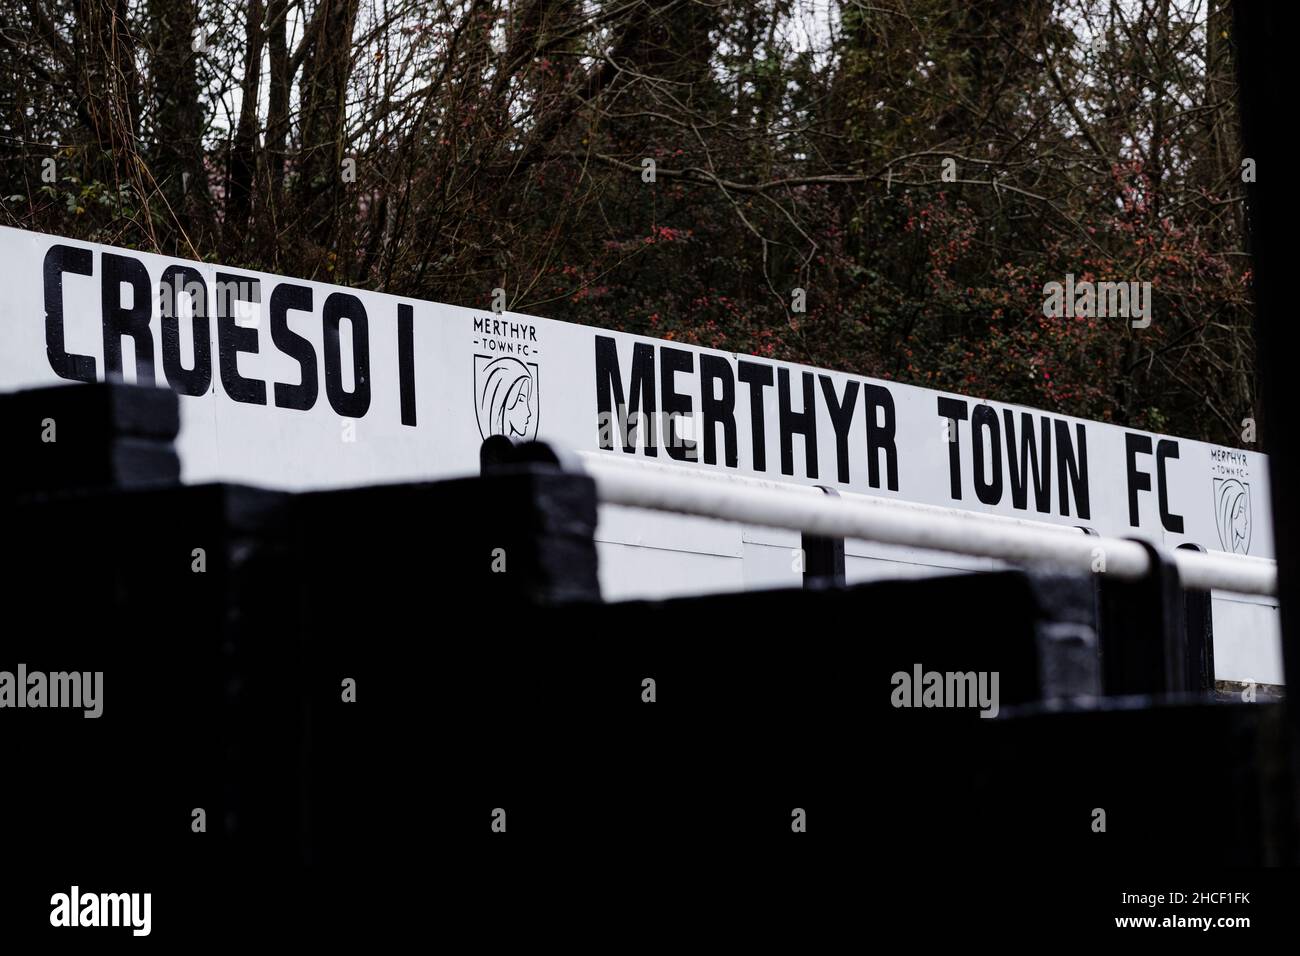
[577,452,1277,597]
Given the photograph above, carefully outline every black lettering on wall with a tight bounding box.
[1054,419,1091,519]
[101,253,155,385]
[216,272,266,405]
[971,404,1003,505]
[862,384,899,491]
[398,304,417,427]
[1156,439,1184,533]
[322,292,371,418]
[737,360,773,472]
[1003,410,1052,514]
[778,369,818,478]
[937,397,969,499]
[1125,433,1152,527]
[660,347,697,461]
[818,375,859,485]
[594,336,658,455]
[159,265,212,395]
[269,283,318,411]
[699,354,737,467]
[43,244,96,382]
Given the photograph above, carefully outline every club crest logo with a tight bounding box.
[1213,478,1252,555]
[474,354,539,442]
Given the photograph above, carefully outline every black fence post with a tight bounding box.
[802,486,846,589]
[1177,542,1216,695]
[1096,539,1187,696]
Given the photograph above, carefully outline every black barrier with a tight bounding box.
[2,384,1295,940]
[1080,526,1216,698]
[2,481,296,875]
[287,467,600,869]
[1096,539,1187,696]
[980,698,1296,866]
[0,381,180,498]
[1178,542,1217,694]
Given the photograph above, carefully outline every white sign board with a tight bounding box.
[0,226,1271,560]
